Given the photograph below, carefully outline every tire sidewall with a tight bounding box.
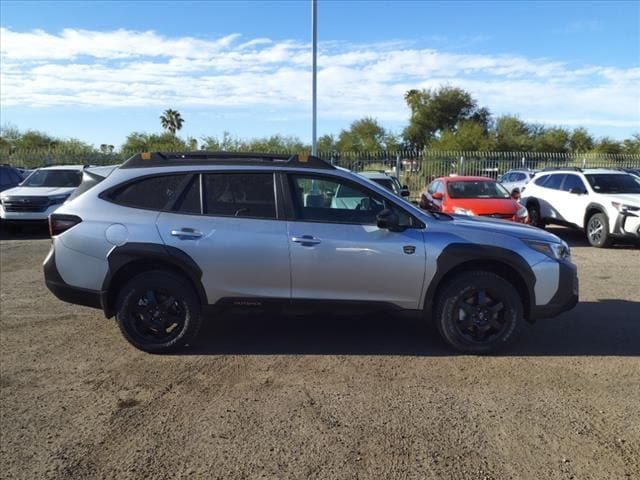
[116,271,201,353]
[436,272,524,354]
[587,213,610,248]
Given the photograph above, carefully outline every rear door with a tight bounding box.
[284,172,426,309]
[156,171,291,303]
[555,174,590,226]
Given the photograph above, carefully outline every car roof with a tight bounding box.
[444,176,495,182]
[359,171,392,180]
[37,165,86,171]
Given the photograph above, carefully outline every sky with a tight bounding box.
[1,0,639,148]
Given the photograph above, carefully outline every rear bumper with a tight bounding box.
[43,248,103,310]
[530,260,578,320]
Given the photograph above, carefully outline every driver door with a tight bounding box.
[284,173,427,309]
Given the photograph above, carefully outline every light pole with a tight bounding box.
[311,0,318,155]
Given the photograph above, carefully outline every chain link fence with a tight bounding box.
[2,147,639,197]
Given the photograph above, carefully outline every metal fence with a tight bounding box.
[2,148,639,197]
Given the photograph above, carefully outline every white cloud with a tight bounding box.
[1,27,639,132]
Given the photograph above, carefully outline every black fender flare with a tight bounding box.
[101,242,207,317]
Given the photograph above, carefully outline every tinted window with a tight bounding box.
[110,174,187,210]
[562,175,586,192]
[204,173,275,219]
[175,176,201,214]
[585,174,640,194]
[447,180,510,199]
[534,175,550,186]
[502,173,513,182]
[290,174,412,226]
[513,172,527,182]
[371,178,394,192]
[0,167,17,188]
[544,174,565,190]
[22,169,82,187]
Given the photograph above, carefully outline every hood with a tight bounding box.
[0,186,76,198]
[447,214,562,243]
[604,193,640,207]
[445,198,520,215]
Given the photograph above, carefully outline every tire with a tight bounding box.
[115,270,202,353]
[586,212,613,248]
[435,271,524,354]
[527,202,544,228]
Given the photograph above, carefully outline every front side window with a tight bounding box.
[562,174,586,192]
[203,173,276,219]
[289,174,413,226]
[22,169,82,188]
[109,174,187,210]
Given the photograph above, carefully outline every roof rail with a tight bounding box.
[120,151,335,170]
[540,166,583,172]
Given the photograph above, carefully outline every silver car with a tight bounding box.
[44,152,578,354]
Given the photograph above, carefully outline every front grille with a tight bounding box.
[2,197,50,213]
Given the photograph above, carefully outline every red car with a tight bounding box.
[419,176,529,223]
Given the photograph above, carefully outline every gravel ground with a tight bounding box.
[1,226,639,480]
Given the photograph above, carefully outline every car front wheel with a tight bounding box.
[435,271,524,354]
[587,212,612,248]
[115,270,202,353]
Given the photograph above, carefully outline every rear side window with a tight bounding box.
[203,173,275,219]
[534,175,550,186]
[544,174,565,190]
[109,174,188,210]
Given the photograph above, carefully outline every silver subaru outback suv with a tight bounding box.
[44,152,578,354]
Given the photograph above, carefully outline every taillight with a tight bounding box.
[49,214,82,236]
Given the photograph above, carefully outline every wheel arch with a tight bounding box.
[583,202,608,230]
[102,243,207,318]
[424,244,535,322]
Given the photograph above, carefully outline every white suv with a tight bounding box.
[520,168,640,247]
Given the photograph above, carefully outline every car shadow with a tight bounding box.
[184,299,640,357]
[0,224,50,240]
[546,226,639,249]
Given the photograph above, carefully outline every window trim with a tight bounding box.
[282,171,425,228]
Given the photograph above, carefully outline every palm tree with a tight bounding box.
[160,109,185,135]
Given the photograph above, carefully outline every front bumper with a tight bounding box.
[43,247,103,310]
[530,260,578,320]
[613,211,640,240]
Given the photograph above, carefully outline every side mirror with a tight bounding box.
[377,209,405,232]
[432,192,443,200]
[400,186,410,197]
[569,188,586,195]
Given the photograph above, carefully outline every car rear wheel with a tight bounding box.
[435,271,524,354]
[587,212,613,248]
[115,270,202,353]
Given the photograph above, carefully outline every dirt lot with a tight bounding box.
[1,227,639,480]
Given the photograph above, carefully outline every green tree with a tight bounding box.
[159,109,185,135]
[493,115,534,151]
[594,137,622,154]
[402,86,490,148]
[533,127,570,153]
[317,134,337,152]
[121,132,189,156]
[569,127,594,153]
[621,133,640,154]
[430,121,495,151]
[336,117,395,152]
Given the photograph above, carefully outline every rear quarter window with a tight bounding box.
[107,174,189,210]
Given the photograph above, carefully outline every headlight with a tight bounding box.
[524,239,571,261]
[48,194,70,205]
[611,202,639,214]
[516,206,528,218]
[453,207,475,216]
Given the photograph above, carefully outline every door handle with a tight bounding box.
[291,235,321,246]
[170,228,202,239]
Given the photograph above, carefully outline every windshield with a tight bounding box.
[22,169,82,188]
[585,174,640,194]
[447,180,510,199]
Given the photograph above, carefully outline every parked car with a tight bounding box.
[0,165,84,231]
[44,152,577,354]
[420,176,529,223]
[358,171,410,197]
[520,168,640,247]
[0,165,23,193]
[499,168,538,195]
